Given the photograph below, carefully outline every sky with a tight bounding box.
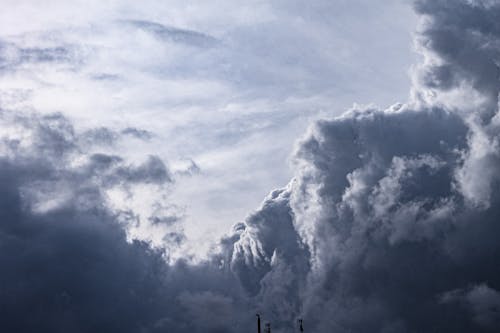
[0,0,417,256]
[1,0,500,332]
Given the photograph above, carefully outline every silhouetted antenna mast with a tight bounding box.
[265,322,271,333]
[256,314,261,333]
[298,319,304,332]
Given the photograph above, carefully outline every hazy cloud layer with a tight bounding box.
[0,0,416,251]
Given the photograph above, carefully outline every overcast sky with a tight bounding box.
[0,0,417,256]
[3,1,500,332]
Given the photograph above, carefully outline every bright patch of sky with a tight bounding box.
[0,0,416,256]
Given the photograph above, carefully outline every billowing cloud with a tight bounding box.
[0,109,255,332]
[227,0,500,332]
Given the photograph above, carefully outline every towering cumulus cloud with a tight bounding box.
[2,0,500,332]
[229,0,500,331]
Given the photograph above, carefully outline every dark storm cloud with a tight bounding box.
[290,106,500,332]
[228,107,499,332]
[0,109,252,332]
[0,112,173,333]
[440,284,500,330]
[2,0,500,332]
[223,1,500,332]
[0,174,168,332]
[413,0,500,119]
[177,291,234,332]
[0,185,245,333]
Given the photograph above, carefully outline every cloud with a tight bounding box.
[0,111,168,331]
[121,127,154,140]
[1,0,499,332]
[0,39,84,74]
[0,109,256,332]
[223,1,500,331]
[441,284,500,330]
[123,20,219,48]
[412,0,500,119]
[0,0,417,251]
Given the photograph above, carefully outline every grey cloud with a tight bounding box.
[2,0,500,332]
[80,126,155,148]
[84,153,172,187]
[163,231,186,246]
[5,112,172,188]
[88,153,123,170]
[185,159,201,175]
[123,20,219,48]
[441,284,500,330]
[0,181,246,332]
[413,0,500,119]
[410,0,500,208]
[178,291,234,332]
[115,155,172,185]
[89,73,121,81]
[0,109,254,332]
[32,113,77,158]
[80,127,118,146]
[228,187,310,330]
[0,124,171,332]
[0,110,173,211]
[174,158,201,177]
[149,214,182,226]
[226,1,500,327]
[233,102,500,332]
[121,127,154,140]
[0,41,83,73]
[19,46,73,63]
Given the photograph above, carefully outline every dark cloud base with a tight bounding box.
[0,110,249,333]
